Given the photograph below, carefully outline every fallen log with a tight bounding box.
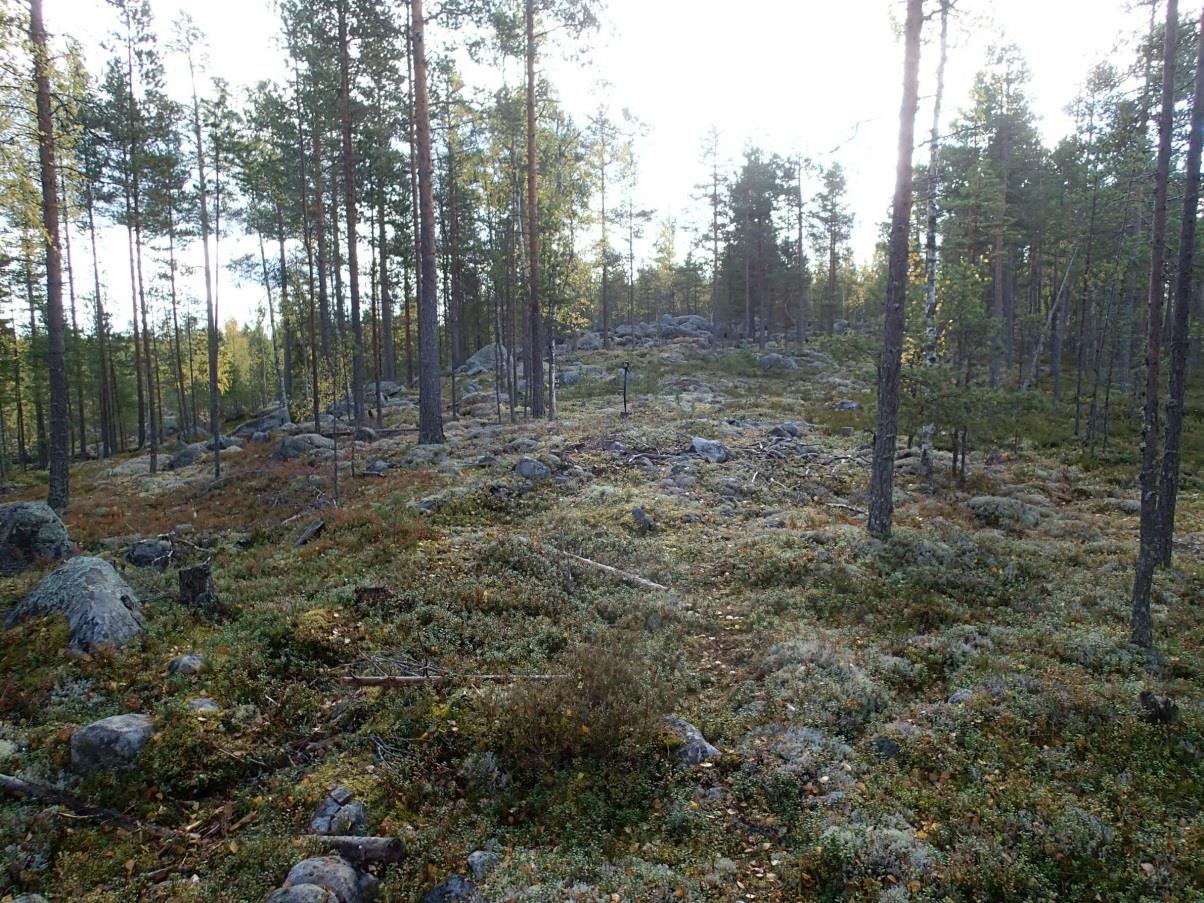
[305,834,403,864]
[0,772,178,838]
[515,537,669,592]
[340,673,567,688]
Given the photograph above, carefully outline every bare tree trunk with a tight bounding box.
[1156,3,1204,568]
[1131,0,1178,650]
[338,0,364,426]
[185,47,220,479]
[525,0,545,417]
[867,0,923,540]
[30,0,68,510]
[919,0,950,473]
[411,0,443,444]
[167,194,190,438]
[59,168,85,460]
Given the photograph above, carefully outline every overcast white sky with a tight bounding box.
[47,0,1149,328]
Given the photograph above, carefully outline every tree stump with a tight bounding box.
[179,563,218,616]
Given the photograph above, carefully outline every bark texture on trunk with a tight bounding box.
[30,0,69,511]
[411,0,444,444]
[867,0,923,540]
[1131,0,1178,649]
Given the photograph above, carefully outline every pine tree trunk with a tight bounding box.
[338,0,365,427]
[1156,3,1204,568]
[410,0,443,444]
[30,0,68,510]
[186,49,220,479]
[1130,0,1178,649]
[525,0,545,417]
[867,0,923,540]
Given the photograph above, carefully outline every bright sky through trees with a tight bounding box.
[50,0,1146,326]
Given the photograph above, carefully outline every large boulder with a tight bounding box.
[70,713,154,772]
[0,501,72,573]
[234,406,291,438]
[759,353,798,372]
[575,331,603,351]
[457,343,509,377]
[275,433,336,461]
[168,442,209,470]
[5,556,143,653]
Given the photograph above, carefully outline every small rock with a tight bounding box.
[294,520,326,549]
[832,399,861,411]
[689,437,730,463]
[126,538,173,570]
[168,653,205,676]
[365,459,390,475]
[423,876,476,903]
[632,507,656,534]
[769,422,801,439]
[467,848,501,881]
[310,785,368,836]
[354,426,377,443]
[515,457,551,481]
[188,697,220,714]
[662,717,721,764]
[70,713,154,772]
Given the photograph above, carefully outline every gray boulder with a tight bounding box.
[70,713,154,772]
[457,343,509,377]
[758,353,798,372]
[169,442,209,470]
[689,437,730,463]
[188,697,220,713]
[516,457,551,481]
[662,717,721,765]
[126,538,173,570]
[309,785,368,836]
[575,331,603,351]
[467,847,501,881]
[5,556,143,653]
[168,653,204,676]
[266,887,339,903]
[280,856,378,903]
[276,433,336,461]
[0,501,71,573]
[234,406,291,438]
[832,399,861,412]
[423,876,476,903]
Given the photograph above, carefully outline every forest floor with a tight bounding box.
[0,337,1201,903]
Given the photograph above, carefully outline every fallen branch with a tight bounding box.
[518,538,669,592]
[341,673,566,688]
[304,835,403,864]
[0,773,178,838]
[826,502,867,516]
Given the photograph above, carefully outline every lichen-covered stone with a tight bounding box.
[5,556,143,652]
[70,713,154,772]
